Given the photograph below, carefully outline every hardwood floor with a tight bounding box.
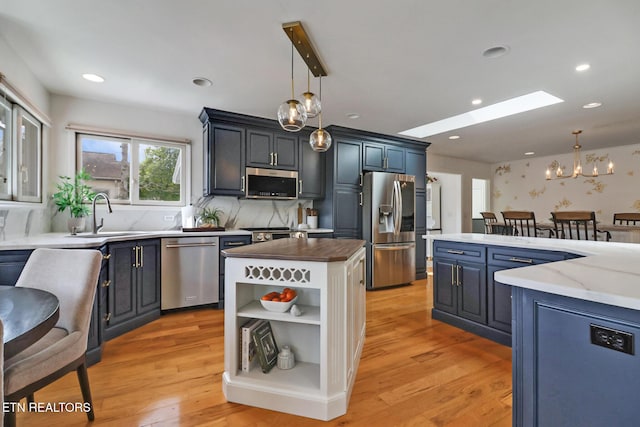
[15,277,512,426]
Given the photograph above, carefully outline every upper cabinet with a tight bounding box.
[246,129,298,170]
[199,108,323,199]
[362,142,405,173]
[405,148,427,192]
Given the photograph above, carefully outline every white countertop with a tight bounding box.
[0,227,335,250]
[424,233,640,311]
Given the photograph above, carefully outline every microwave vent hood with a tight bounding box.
[245,167,298,200]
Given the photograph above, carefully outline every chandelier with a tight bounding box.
[545,130,614,180]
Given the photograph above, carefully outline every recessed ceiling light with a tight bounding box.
[576,63,591,72]
[472,99,482,106]
[192,77,212,87]
[524,151,535,156]
[482,45,510,59]
[583,102,602,109]
[399,91,564,138]
[82,73,104,83]
[347,113,360,119]
[448,135,460,140]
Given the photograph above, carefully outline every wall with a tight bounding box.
[491,142,640,226]
[427,153,492,233]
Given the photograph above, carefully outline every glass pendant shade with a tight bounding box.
[278,99,307,132]
[299,91,321,118]
[309,127,332,152]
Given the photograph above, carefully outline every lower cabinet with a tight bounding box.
[433,240,580,346]
[0,250,32,286]
[103,239,161,340]
[219,234,252,308]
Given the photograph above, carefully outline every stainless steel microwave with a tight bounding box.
[245,167,298,199]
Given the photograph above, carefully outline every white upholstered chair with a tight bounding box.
[3,248,102,427]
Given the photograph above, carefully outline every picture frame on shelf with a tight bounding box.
[251,321,279,373]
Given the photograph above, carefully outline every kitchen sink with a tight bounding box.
[69,231,149,238]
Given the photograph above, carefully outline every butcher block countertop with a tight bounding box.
[222,238,365,262]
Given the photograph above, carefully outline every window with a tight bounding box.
[77,133,188,206]
[0,96,43,202]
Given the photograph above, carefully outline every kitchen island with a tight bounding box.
[429,233,640,426]
[222,238,366,421]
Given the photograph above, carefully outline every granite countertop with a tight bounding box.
[223,238,365,262]
[425,233,640,311]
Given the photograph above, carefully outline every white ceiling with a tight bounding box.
[1,0,639,163]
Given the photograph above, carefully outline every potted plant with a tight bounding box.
[52,169,97,233]
[196,207,223,229]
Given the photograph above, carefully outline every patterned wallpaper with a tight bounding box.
[491,142,640,226]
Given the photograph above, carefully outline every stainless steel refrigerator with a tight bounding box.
[363,172,416,289]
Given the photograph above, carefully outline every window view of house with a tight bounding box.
[77,133,185,205]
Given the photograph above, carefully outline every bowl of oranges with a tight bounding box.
[260,288,298,313]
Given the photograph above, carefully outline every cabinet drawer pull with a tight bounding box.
[508,257,534,264]
[241,176,245,192]
[102,253,111,260]
[359,192,363,206]
[140,245,144,268]
[447,249,465,255]
[359,173,363,186]
[225,241,247,247]
[270,152,274,166]
[274,152,278,166]
[104,312,112,322]
[102,279,111,288]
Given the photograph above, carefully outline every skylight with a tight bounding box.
[399,91,564,138]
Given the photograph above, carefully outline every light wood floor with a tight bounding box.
[16,276,512,426]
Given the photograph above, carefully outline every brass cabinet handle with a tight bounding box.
[270,152,274,165]
[104,313,112,322]
[102,253,111,260]
[509,257,534,264]
[140,245,144,268]
[299,179,303,194]
[241,176,245,192]
[359,173,363,186]
[102,279,111,288]
[274,152,278,166]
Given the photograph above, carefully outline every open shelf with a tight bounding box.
[237,300,320,325]
[236,361,320,393]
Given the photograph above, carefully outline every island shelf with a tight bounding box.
[222,238,366,421]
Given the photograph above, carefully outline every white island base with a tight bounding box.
[222,239,366,421]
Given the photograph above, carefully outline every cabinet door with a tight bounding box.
[362,143,385,171]
[457,260,487,324]
[107,241,137,327]
[0,249,32,286]
[299,136,325,199]
[137,240,160,315]
[334,187,361,238]
[246,129,273,168]
[273,134,298,170]
[208,124,246,196]
[385,146,405,173]
[487,265,512,333]
[219,235,252,307]
[335,141,362,187]
[433,258,457,314]
[405,148,426,191]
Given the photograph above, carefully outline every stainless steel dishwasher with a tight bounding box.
[161,236,219,310]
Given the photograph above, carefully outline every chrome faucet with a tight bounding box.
[92,192,113,234]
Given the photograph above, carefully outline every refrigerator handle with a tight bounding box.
[393,180,402,234]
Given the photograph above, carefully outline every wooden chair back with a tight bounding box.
[551,211,609,241]
[480,212,498,234]
[613,212,640,225]
[501,211,538,237]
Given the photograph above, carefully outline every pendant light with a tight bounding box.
[277,28,307,132]
[309,75,332,152]
[299,69,321,118]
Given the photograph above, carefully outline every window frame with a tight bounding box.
[76,132,189,207]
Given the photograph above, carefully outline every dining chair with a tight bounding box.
[3,248,102,427]
[613,212,640,225]
[501,211,552,238]
[551,211,611,241]
[480,212,499,234]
